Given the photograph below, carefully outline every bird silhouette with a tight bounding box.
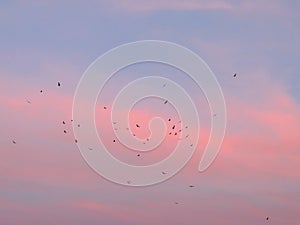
[233,73,237,77]
[164,100,168,104]
[58,82,61,87]
[172,125,175,129]
[12,140,16,144]
[136,124,140,128]
[63,130,67,134]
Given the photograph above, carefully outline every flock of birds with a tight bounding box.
[9,73,271,221]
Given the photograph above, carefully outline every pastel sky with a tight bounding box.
[1,0,300,224]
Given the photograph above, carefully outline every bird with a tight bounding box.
[26,99,31,104]
[62,121,65,124]
[172,125,175,130]
[88,147,93,150]
[174,202,179,205]
[40,90,43,93]
[266,217,269,221]
[162,171,167,175]
[12,140,16,144]
[104,106,107,109]
[63,130,67,134]
[233,73,237,77]
[77,124,80,127]
[174,132,177,135]
[58,82,61,87]
[164,100,168,104]
[162,83,166,87]
[168,118,171,121]
[137,154,140,157]
[189,185,195,188]
[136,124,140,128]
[169,132,172,135]
[75,139,78,143]
[113,139,116,143]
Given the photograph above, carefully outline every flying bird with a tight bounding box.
[172,125,175,130]
[63,130,67,134]
[266,217,269,221]
[104,106,107,109]
[136,124,140,128]
[40,90,43,93]
[189,185,195,188]
[164,100,168,104]
[168,118,171,121]
[58,82,61,87]
[62,121,65,124]
[233,73,237,77]
[75,139,78,143]
[12,140,16,144]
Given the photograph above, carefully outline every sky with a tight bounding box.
[1,0,300,224]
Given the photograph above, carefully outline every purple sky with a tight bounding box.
[1,1,300,224]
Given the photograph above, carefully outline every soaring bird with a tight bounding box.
[233,73,237,77]
[136,124,140,128]
[164,100,168,104]
[58,82,61,87]
[12,140,16,144]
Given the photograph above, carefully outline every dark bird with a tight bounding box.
[77,124,80,127]
[137,154,140,157]
[174,132,177,135]
[136,124,140,128]
[62,121,65,124]
[266,217,269,221]
[40,90,43,93]
[233,73,237,77]
[88,147,93,150]
[104,106,107,109]
[113,139,116,143]
[174,202,179,205]
[58,82,61,87]
[12,140,16,144]
[169,132,172,135]
[63,130,67,134]
[164,100,168,104]
[189,185,195,188]
[168,118,171,121]
[71,119,73,122]
[75,139,78,143]
[162,171,167,175]
[26,99,31,104]
[172,125,175,130]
